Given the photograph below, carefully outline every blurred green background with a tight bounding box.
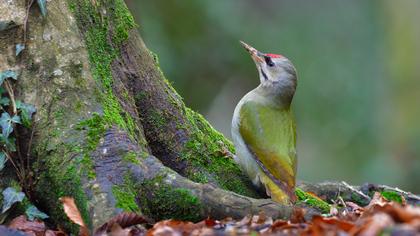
[125,0,420,193]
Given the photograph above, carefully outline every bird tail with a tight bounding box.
[259,173,296,205]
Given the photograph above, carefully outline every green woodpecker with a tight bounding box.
[231,41,297,204]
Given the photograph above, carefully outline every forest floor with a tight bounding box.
[1,187,419,236]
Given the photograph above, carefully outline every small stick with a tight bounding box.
[3,151,23,181]
[341,181,370,200]
[23,0,36,44]
[4,80,17,115]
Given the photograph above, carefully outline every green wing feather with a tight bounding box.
[239,101,297,200]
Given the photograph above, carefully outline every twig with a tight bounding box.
[3,151,23,181]
[23,0,35,44]
[341,181,370,200]
[13,129,25,181]
[4,80,17,115]
[337,196,348,215]
[337,196,347,207]
[4,80,24,180]
[26,122,36,177]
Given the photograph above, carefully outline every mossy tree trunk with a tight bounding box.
[0,0,278,233]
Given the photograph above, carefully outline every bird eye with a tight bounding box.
[264,56,275,67]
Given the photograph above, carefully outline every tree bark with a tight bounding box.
[1,0,263,232]
[0,0,418,234]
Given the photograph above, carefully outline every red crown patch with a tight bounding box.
[265,53,283,58]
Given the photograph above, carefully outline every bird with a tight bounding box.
[231,41,298,204]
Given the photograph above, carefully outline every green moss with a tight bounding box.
[73,100,84,113]
[112,186,140,213]
[188,171,208,184]
[111,0,137,44]
[139,176,203,222]
[75,113,108,179]
[69,0,141,141]
[68,62,84,86]
[36,160,91,233]
[295,188,331,213]
[149,110,166,129]
[381,191,403,204]
[140,50,256,196]
[109,172,141,214]
[9,180,21,191]
[135,91,148,101]
[181,108,257,197]
[72,0,256,206]
[122,151,140,165]
[77,113,106,141]
[53,109,65,121]
[80,154,95,179]
[350,192,370,206]
[31,0,140,233]
[149,50,160,64]
[139,151,149,159]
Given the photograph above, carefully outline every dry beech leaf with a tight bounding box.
[312,215,355,232]
[372,204,420,223]
[60,197,89,236]
[346,201,364,214]
[366,192,389,209]
[60,197,85,227]
[45,229,67,236]
[8,215,46,236]
[94,212,148,236]
[108,223,131,236]
[270,219,289,229]
[235,215,251,227]
[146,220,200,236]
[29,190,416,236]
[353,212,394,236]
[107,212,148,229]
[203,218,217,227]
[290,207,306,223]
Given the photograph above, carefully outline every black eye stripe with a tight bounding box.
[261,69,268,80]
[264,56,275,67]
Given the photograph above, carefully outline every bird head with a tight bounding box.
[240,41,297,105]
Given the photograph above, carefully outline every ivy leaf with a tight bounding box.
[0,70,17,86]
[25,205,49,221]
[0,152,6,171]
[0,97,10,106]
[1,187,25,213]
[16,101,36,127]
[15,44,25,56]
[0,134,16,152]
[0,112,21,138]
[37,0,47,17]
[0,20,16,32]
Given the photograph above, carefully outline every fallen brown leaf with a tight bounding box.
[290,207,306,223]
[60,197,89,236]
[45,229,67,236]
[0,225,28,236]
[353,212,394,236]
[146,220,200,236]
[311,215,354,232]
[8,215,46,236]
[94,212,148,236]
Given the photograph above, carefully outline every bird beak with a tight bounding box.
[240,41,264,63]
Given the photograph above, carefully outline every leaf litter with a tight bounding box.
[1,191,419,235]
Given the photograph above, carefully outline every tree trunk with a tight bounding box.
[0,0,269,233]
